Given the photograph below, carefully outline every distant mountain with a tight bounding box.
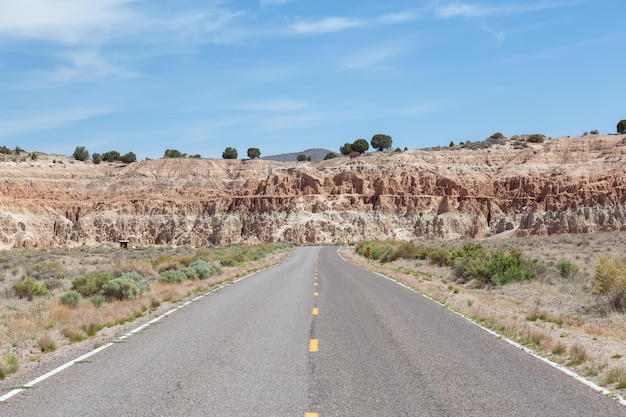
[262,148,334,162]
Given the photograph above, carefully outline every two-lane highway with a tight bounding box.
[2,246,624,416]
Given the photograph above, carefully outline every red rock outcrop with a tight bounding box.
[1,134,626,248]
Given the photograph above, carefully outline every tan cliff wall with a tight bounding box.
[1,134,625,248]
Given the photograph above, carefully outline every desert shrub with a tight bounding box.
[484,248,540,284]
[26,261,67,280]
[428,247,454,267]
[159,269,187,283]
[102,272,150,300]
[454,245,489,283]
[527,134,545,143]
[453,246,540,285]
[37,334,57,352]
[182,267,199,280]
[59,290,82,308]
[82,323,102,337]
[593,257,626,310]
[189,260,222,279]
[385,242,419,262]
[153,255,193,272]
[91,294,106,308]
[13,275,48,300]
[73,146,90,161]
[600,367,626,389]
[219,253,244,267]
[2,354,19,374]
[355,240,393,261]
[556,259,579,278]
[71,272,115,297]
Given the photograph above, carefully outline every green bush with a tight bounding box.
[355,240,393,261]
[454,245,540,285]
[159,269,187,283]
[428,247,454,267]
[102,272,150,301]
[219,253,244,267]
[593,257,626,310]
[73,146,90,161]
[3,354,19,374]
[71,272,115,297]
[556,259,579,278]
[13,275,48,300]
[59,290,82,308]
[189,260,222,279]
[26,261,67,280]
[487,249,539,284]
[182,267,199,280]
[385,242,419,262]
[91,294,106,308]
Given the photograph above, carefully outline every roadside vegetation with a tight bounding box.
[350,233,626,395]
[0,243,292,381]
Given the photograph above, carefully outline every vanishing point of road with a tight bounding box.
[2,246,624,416]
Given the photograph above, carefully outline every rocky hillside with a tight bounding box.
[1,134,626,248]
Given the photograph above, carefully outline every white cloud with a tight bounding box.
[39,49,139,85]
[339,44,408,71]
[438,3,484,18]
[0,107,115,138]
[260,0,292,6]
[0,0,138,44]
[292,17,364,34]
[379,10,423,24]
[480,24,505,42]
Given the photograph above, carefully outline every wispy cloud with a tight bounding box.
[339,43,409,71]
[260,0,293,6]
[480,23,505,42]
[0,107,115,138]
[291,17,365,34]
[436,1,583,19]
[0,0,138,45]
[503,31,626,64]
[379,10,423,24]
[31,49,139,86]
[0,0,249,46]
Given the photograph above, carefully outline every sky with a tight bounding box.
[0,0,624,160]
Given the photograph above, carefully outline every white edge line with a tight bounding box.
[0,252,297,403]
[0,261,285,403]
[338,247,626,407]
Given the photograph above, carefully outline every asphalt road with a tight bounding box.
[2,246,624,416]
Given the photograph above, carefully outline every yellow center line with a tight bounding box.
[314,292,318,297]
[305,413,319,417]
[309,339,318,352]
[314,282,318,286]
[312,308,318,315]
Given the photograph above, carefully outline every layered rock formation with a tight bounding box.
[1,134,626,248]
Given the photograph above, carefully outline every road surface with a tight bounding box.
[1,246,624,416]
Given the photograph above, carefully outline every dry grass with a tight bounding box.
[342,231,626,395]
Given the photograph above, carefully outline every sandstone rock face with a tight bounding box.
[1,135,626,248]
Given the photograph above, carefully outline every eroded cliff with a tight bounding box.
[1,134,625,248]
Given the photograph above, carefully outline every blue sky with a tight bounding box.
[0,0,624,160]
